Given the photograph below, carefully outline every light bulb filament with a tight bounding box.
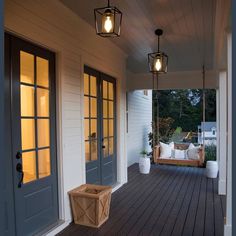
[104,16,113,32]
[155,58,162,71]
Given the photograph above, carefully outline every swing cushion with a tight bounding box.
[159,142,174,158]
[187,145,201,160]
[174,149,186,159]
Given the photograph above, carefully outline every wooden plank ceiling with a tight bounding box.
[60,0,216,73]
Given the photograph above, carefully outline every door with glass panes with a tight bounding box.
[84,66,116,185]
[5,34,58,236]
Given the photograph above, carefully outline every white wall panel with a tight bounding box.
[127,90,152,167]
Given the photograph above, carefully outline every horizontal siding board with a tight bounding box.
[127,90,152,166]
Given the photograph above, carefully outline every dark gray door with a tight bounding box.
[6,34,58,236]
[84,66,116,185]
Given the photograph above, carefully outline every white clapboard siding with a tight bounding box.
[5,0,128,230]
[127,90,152,167]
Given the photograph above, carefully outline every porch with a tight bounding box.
[59,164,226,236]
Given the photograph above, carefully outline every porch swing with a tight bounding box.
[152,66,206,167]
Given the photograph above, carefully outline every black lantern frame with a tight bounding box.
[148,29,168,74]
[94,0,122,37]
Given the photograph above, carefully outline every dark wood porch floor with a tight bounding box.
[58,164,226,236]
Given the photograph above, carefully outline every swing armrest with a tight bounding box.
[153,145,161,163]
[198,146,205,165]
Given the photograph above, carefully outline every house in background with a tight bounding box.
[198,121,217,145]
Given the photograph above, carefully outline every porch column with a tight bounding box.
[0,0,4,234]
[224,32,232,236]
[216,89,220,165]
[218,71,227,195]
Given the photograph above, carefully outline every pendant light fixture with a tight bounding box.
[94,0,122,37]
[148,29,168,73]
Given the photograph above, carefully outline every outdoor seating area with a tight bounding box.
[59,164,225,236]
[153,143,205,167]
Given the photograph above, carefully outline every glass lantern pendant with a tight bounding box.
[94,0,122,37]
[148,29,168,73]
[102,9,114,33]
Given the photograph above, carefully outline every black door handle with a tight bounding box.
[102,145,106,149]
[16,163,24,188]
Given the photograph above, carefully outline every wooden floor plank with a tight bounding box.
[193,170,207,236]
[118,166,188,236]
[181,168,204,236]
[213,178,224,236]
[139,167,190,235]
[160,168,200,236]
[58,164,225,236]
[170,168,199,236]
[150,167,194,236]
[204,178,215,236]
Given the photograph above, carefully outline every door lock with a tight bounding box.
[16,163,24,188]
[16,151,22,159]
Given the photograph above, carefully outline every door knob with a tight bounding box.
[16,163,24,188]
[102,145,106,149]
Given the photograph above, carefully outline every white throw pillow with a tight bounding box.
[169,142,174,149]
[187,147,200,160]
[174,149,186,159]
[188,143,195,149]
[160,142,172,158]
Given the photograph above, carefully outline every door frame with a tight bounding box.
[83,65,117,185]
[4,32,60,235]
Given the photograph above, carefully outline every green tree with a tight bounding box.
[153,89,216,132]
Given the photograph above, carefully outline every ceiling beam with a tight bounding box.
[127,70,219,91]
[213,0,231,70]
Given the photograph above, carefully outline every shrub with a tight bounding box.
[204,144,216,164]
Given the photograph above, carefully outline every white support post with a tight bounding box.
[224,32,232,236]
[218,71,227,195]
[216,89,220,166]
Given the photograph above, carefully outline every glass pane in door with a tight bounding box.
[20,51,34,84]
[21,119,35,150]
[20,51,52,183]
[21,85,34,116]
[38,149,51,178]
[37,57,49,88]
[84,73,98,163]
[37,88,49,117]
[22,151,36,183]
[37,119,50,148]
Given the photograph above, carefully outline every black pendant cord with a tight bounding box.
[156,73,160,145]
[108,0,110,7]
[202,65,206,147]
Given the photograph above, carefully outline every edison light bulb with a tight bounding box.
[155,58,162,71]
[102,11,114,33]
[104,16,112,32]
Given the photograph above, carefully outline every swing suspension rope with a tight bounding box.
[152,72,159,147]
[202,65,206,148]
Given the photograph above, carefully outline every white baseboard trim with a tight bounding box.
[45,220,71,236]
[218,179,226,195]
[224,224,232,236]
[112,182,124,193]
